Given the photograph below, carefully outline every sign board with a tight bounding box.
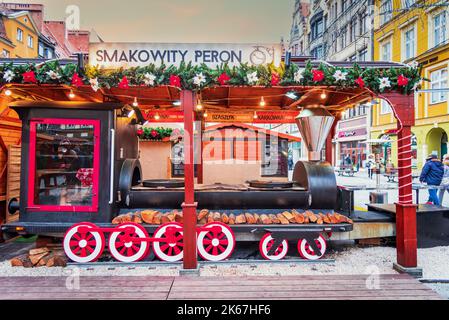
[89,43,283,69]
[146,111,299,124]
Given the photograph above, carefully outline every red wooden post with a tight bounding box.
[197,119,205,184]
[181,90,198,270]
[382,93,417,268]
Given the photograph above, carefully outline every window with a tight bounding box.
[311,17,324,41]
[262,138,288,177]
[380,0,392,25]
[433,11,447,47]
[403,0,415,8]
[381,41,391,61]
[27,35,33,48]
[2,49,9,58]
[381,100,391,114]
[340,26,347,49]
[311,46,324,59]
[403,27,416,60]
[430,68,448,104]
[16,28,23,42]
[349,54,356,62]
[28,119,100,212]
[359,48,368,61]
[38,43,44,57]
[350,19,357,43]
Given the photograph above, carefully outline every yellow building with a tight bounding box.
[0,11,39,58]
[372,0,449,170]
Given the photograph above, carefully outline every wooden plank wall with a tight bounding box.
[6,145,21,223]
[0,98,22,236]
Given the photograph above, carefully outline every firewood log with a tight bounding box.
[305,211,318,223]
[253,214,261,224]
[161,213,170,225]
[30,252,49,266]
[198,217,207,225]
[122,213,133,223]
[213,212,222,222]
[282,211,296,223]
[235,214,247,224]
[260,214,272,225]
[303,213,310,224]
[10,254,33,268]
[153,212,162,225]
[132,212,142,224]
[141,210,157,224]
[112,215,122,225]
[322,213,331,224]
[277,213,289,225]
[221,213,229,224]
[269,214,280,224]
[29,247,50,256]
[228,214,236,225]
[207,213,215,223]
[292,210,305,224]
[327,213,338,224]
[198,209,209,221]
[245,213,256,224]
[316,217,324,225]
[175,211,183,223]
[167,211,176,222]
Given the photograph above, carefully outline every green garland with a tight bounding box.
[0,60,424,95]
[137,127,174,140]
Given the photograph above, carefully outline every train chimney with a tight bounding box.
[295,107,335,161]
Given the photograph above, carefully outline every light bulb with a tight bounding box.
[173,101,181,106]
[203,112,208,118]
[128,109,135,118]
[68,90,75,99]
[4,89,11,96]
[253,112,258,119]
[154,113,160,120]
[320,92,327,100]
[259,97,266,107]
[132,97,139,107]
[196,103,203,111]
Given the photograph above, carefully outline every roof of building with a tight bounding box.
[43,21,74,58]
[204,123,301,142]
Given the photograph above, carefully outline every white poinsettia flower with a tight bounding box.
[89,78,99,92]
[3,70,14,82]
[379,77,391,89]
[247,71,258,85]
[193,72,207,87]
[144,73,156,86]
[333,70,348,81]
[408,61,419,69]
[46,70,61,80]
[294,68,304,82]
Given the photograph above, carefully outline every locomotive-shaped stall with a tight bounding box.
[5,101,353,263]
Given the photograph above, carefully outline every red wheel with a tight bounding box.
[259,233,288,261]
[153,222,184,262]
[63,222,105,263]
[297,235,327,260]
[108,223,150,262]
[197,222,235,261]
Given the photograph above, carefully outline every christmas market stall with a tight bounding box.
[0,45,423,272]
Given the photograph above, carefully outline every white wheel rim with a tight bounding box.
[63,224,103,263]
[299,236,326,260]
[153,223,184,262]
[108,224,149,262]
[261,235,288,261]
[197,223,235,261]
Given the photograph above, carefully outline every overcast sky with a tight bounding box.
[23,0,294,43]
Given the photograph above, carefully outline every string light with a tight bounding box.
[154,113,160,120]
[4,89,11,96]
[259,96,266,107]
[132,97,139,107]
[173,100,181,106]
[196,101,203,111]
[320,92,327,100]
[253,112,258,119]
[68,90,75,99]
[203,111,208,118]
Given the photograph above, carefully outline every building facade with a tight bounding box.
[288,0,374,167]
[371,0,449,170]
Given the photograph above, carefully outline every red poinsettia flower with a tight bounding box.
[271,72,281,86]
[397,74,409,86]
[151,130,159,138]
[71,73,83,87]
[312,69,325,82]
[22,71,37,83]
[137,129,144,136]
[169,75,181,88]
[118,76,129,89]
[217,72,230,86]
[355,77,365,88]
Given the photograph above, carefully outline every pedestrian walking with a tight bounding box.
[438,155,449,205]
[420,154,444,205]
[366,155,376,179]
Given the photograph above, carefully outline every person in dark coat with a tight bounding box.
[420,154,444,205]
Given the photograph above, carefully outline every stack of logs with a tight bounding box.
[112,209,353,225]
[10,246,67,268]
